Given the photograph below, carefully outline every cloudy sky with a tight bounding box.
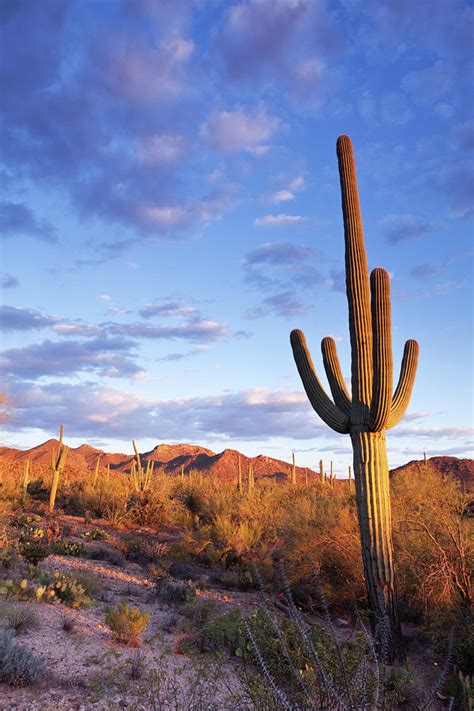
[1,0,473,470]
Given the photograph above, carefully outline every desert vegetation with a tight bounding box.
[0,438,472,709]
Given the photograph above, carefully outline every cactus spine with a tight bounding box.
[290,136,418,661]
[49,425,69,512]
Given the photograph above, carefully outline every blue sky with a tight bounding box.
[1,0,473,471]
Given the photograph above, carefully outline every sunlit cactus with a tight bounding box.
[290,135,418,661]
[291,452,297,485]
[49,425,69,513]
[130,440,154,492]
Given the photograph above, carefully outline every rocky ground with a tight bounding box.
[0,516,254,710]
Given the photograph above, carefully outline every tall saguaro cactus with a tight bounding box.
[49,425,69,513]
[290,136,418,661]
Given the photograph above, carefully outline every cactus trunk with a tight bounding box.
[351,430,402,660]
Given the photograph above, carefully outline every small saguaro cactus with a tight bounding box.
[49,425,69,513]
[93,455,101,488]
[237,454,243,492]
[291,452,297,485]
[319,459,324,481]
[22,460,30,499]
[290,136,418,661]
[248,462,255,493]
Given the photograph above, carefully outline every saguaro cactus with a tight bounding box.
[291,452,297,485]
[49,425,69,513]
[290,136,418,661]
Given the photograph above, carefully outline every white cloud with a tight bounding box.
[271,190,295,203]
[137,134,186,164]
[139,204,188,228]
[201,106,280,154]
[270,175,305,203]
[255,214,308,227]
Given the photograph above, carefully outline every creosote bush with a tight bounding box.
[0,630,45,686]
[8,605,40,635]
[105,601,150,646]
[155,577,196,605]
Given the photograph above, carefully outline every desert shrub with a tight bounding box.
[25,479,49,502]
[0,542,21,571]
[129,650,146,679]
[72,570,103,599]
[122,532,152,564]
[105,601,150,646]
[182,598,219,628]
[155,577,196,606]
[200,609,247,655]
[8,605,40,635]
[60,612,75,633]
[169,561,201,581]
[424,604,474,676]
[122,532,168,567]
[127,491,169,527]
[81,528,109,541]
[19,541,49,566]
[0,630,45,686]
[53,540,86,557]
[87,545,125,567]
[392,468,473,616]
[216,564,257,591]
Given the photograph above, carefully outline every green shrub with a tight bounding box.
[19,541,49,566]
[53,540,86,557]
[0,630,45,686]
[200,609,246,655]
[122,533,168,566]
[105,601,150,646]
[155,577,196,605]
[217,564,257,591]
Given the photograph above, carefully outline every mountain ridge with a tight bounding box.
[0,441,472,488]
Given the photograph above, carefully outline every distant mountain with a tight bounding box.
[0,440,317,482]
[1,441,472,490]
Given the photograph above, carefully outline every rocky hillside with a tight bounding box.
[390,456,474,492]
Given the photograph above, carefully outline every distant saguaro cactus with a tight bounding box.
[291,452,297,485]
[49,425,69,513]
[290,136,418,661]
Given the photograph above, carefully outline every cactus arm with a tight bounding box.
[132,440,142,471]
[337,135,373,422]
[321,336,352,415]
[290,329,350,434]
[387,339,419,429]
[369,268,393,432]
